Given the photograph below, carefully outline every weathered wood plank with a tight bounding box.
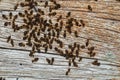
[0,0,120,80]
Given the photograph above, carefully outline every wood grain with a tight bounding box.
[0,0,120,80]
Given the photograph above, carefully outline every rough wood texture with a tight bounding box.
[0,0,120,80]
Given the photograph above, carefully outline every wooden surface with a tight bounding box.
[0,0,120,80]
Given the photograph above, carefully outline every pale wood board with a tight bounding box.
[0,0,120,80]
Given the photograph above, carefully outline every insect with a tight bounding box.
[63,30,66,38]
[10,39,14,47]
[73,61,78,67]
[14,3,19,10]
[65,68,70,75]
[57,15,62,22]
[44,1,48,7]
[50,57,54,65]
[92,60,100,66]
[29,51,35,57]
[18,42,25,47]
[68,59,71,66]
[2,14,8,20]
[78,57,82,62]
[49,44,52,49]
[60,20,63,27]
[54,3,61,9]
[9,12,12,19]
[77,44,80,50]
[74,31,78,37]
[49,6,52,12]
[66,12,71,17]
[32,58,39,63]
[48,12,57,16]
[23,35,28,40]
[46,58,51,64]
[81,45,85,49]
[88,5,92,11]
[75,49,79,57]
[80,20,85,27]
[45,45,48,53]
[88,46,95,51]
[49,19,52,24]
[90,52,96,57]
[86,39,89,47]
[4,22,9,26]
[24,10,28,15]
[18,12,25,17]
[13,15,18,21]
[20,2,25,7]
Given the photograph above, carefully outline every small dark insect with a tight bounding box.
[77,44,80,50]
[4,22,9,26]
[73,61,78,67]
[3,78,5,80]
[80,20,85,27]
[50,0,55,2]
[11,39,14,47]
[14,3,19,10]
[92,60,100,66]
[9,12,12,19]
[44,1,48,7]
[75,50,79,57]
[30,10,33,15]
[50,57,54,65]
[16,78,19,80]
[116,0,120,1]
[57,15,62,22]
[90,52,96,57]
[48,12,56,16]
[18,42,25,47]
[23,35,28,40]
[46,58,51,64]
[18,12,25,17]
[20,2,25,7]
[68,59,71,66]
[54,3,61,9]
[45,46,48,53]
[86,39,89,47]
[24,30,29,36]
[88,46,95,51]
[32,58,39,63]
[49,19,52,24]
[50,37,54,44]
[0,77,2,80]
[60,20,63,27]
[2,14,8,20]
[63,30,66,38]
[66,12,71,18]
[29,51,35,57]
[65,68,70,75]
[13,15,18,20]
[32,45,36,51]
[49,6,52,12]
[74,31,78,37]
[26,41,32,46]
[78,57,82,62]
[24,10,28,15]
[81,45,85,49]
[88,5,92,11]
[74,42,77,48]
[49,44,52,49]
[0,77,5,80]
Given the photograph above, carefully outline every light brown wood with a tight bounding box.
[0,0,120,80]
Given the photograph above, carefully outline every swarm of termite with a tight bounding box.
[2,0,100,75]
